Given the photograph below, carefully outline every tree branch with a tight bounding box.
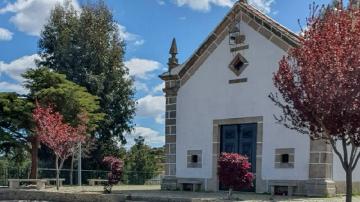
[349,137,357,167]
[342,138,349,169]
[352,150,360,171]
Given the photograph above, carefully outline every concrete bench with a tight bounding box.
[178,179,202,192]
[44,178,65,186]
[8,179,47,190]
[88,179,108,186]
[269,182,297,196]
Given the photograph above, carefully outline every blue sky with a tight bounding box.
[0,0,332,148]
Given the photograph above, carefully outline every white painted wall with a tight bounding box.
[175,21,311,181]
[333,143,360,181]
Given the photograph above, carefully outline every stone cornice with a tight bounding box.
[159,74,179,81]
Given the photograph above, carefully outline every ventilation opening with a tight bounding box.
[229,53,248,76]
[191,155,198,163]
[183,183,193,191]
[281,154,289,163]
[233,59,245,71]
[274,186,289,195]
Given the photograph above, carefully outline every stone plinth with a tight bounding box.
[306,179,336,197]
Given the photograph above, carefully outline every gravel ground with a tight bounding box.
[39,185,360,201]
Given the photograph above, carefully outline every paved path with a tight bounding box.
[119,190,360,201]
[2,185,360,201]
[41,185,360,201]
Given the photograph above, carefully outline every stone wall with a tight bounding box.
[161,79,180,190]
[306,140,336,197]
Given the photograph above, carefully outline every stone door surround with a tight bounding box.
[210,116,265,193]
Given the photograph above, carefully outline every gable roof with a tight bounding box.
[160,1,301,85]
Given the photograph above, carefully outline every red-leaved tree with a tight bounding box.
[218,153,254,199]
[270,1,360,201]
[103,156,124,193]
[33,103,86,190]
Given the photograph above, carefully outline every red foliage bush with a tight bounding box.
[103,156,124,193]
[218,153,254,190]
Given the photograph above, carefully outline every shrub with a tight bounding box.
[218,153,254,199]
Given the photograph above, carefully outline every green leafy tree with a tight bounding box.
[0,148,31,182]
[38,1,136,148]
[0,93,36,177]
[150,146,165,173]
[124,137,158,185]
[23,68,103,128]
[0,67,103,178]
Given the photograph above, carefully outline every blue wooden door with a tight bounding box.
[220,123,257,190]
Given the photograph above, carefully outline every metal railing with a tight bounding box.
[0,167,163,186]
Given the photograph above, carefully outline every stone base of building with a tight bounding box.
[265,180,307,196]
[161,177,178,190]
[161,177,341,197]
[306,179,336,197]
[162,177,209,191]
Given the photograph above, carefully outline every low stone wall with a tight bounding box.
[0,189,125,202]
[335,181,360,194]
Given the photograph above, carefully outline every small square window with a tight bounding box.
[275,148,294,169]
[191,155,198,163]
[281,154,289,163]
[187,150,202,168]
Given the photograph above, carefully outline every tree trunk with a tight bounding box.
[55,156,59,191]
[29,136,39,179]
[346,169,353,202]
[70,154,74,185]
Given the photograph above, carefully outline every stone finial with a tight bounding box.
[169,38,178,55]
[168,38,179,71]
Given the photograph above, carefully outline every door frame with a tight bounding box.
[209,116,266,193]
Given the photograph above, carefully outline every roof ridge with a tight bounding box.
[241,2,300,41]
[160,1,301,85]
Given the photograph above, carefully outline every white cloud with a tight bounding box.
[0,81,28,94]
[152,82,164,94]
[0,0,80,36]
[157,0,166,6]
[134,81,150,93]
[117,23,145,46]
[173,0,275,13]
[125,126,164,148]
[125,58,162,79]
[174,0,233,11]
[0,27,13,41]
[135,81,164,94]
[137,95,165,124]
[0,54,39,82]
[134,39,145,46]
[249,0,275,14]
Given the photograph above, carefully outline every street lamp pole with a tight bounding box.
[78,142,82,186]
